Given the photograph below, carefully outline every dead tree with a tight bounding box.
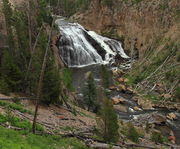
[32,21,54,134]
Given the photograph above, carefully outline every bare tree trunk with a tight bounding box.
[32,22,54,134]
[25,26,43,83]
[27,0,32,54]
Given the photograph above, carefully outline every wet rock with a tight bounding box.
[126,87,134,94]
[152,113,166,125]
[118,84,126,92]
[109,86,117,91]
[168,136,176,144]
[133,106,142,111]
[113,105,127,112]
[132,96,139,102]
[161,93,172,99]
[137,97,154,110]
[166,113,177,120]
[112,97,125,105]
[118,77,124,83]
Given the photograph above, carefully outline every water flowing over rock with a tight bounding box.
[55,19,129,67]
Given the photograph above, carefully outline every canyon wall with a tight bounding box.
[72,0,180,58]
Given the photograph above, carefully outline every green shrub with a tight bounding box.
[102,0,113,7]
[83,72,98,112]
[97,97,119,143]
[0,101,32,114]
[0,79,9,95]
[151,131,164,144]
[0,113,44,132]
[126,123,142,143]
[62,68,74,91]
[175,87,180,99]
[12,97,21,104]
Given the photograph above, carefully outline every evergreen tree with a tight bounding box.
[2,0,15,51]
[96,94,119,143]
[83,72,98,112]
[0,50,23,92]
[101,65,111,89]
[41,51,61,105]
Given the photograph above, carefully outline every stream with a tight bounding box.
[55,18,180,144]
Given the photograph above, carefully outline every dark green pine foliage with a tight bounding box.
[0,50,23,93]
[37,0,53,26]
[101,65,111,89]
[41,51,61,105]
[97,96,119,143]
[2,0,15,51]
[1,0,61,104]
[83,72,98,112]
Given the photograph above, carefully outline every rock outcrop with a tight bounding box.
[72,0,180,57]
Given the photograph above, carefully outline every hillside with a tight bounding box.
[73,0,180,103]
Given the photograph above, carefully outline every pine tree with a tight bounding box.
[2,0,15,51]
[83,72,98,112]
[101,65,111,89]
[96,94,119,143]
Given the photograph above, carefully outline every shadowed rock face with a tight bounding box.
[55,19,129,67]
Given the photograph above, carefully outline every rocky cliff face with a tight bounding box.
[72,0,179,58]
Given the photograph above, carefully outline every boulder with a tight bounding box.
[137,98,154,110]
[133,106,142,111]
[166,113,177,120]
[126,87,134,94]
[113,105,127,113]
[111,97,125,105]
[162,93,172,99]
[118,84,126,92]
[132,96,139,102]
[109,86,117,91]
[151,113,166,125]
[117,78,124,83]
[168,136,176,144]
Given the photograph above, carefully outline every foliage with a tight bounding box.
[62,68,74,91]
[1,0,62,105]
[102,0,113,7]
[0,126,88,149]
[151,131,165,144]
[83,72,98,112]
[174,87,180,100]
[37,0,53,26]
[0,79,9,95]
[96,96,119,143]
[125,123,142,143]
[12,97,21,104]
[2,0,15,50]
[101,65,111,89]
[53,0,90,17]
[41,51,61,105]
[0,50,23,92]
[0,100,32,114]
[0,114,43,132]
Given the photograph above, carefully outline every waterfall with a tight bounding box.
[55,19,129,68]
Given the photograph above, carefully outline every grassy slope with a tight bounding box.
[0,126,88,149]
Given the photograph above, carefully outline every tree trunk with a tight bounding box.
[32,22,54,134]
[27,0,32,54]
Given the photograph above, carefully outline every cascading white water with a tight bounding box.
[55,19,129,67]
